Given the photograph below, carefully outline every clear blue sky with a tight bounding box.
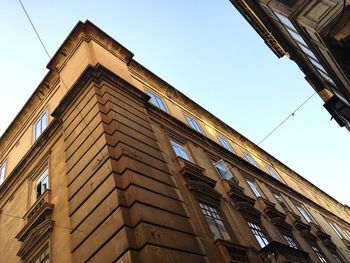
[0,1,349,204]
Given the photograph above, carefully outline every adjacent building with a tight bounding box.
[0,20,349,263]
[230,0,350,130]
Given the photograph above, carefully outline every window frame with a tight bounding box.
[217,135,235,153]
[243,151,259,168]
[282,234,298,249]
[0,161,6,185]
[311,246,328,263]
[35,168,49,199]
[146,90,168,112]
[212,159,234,181]
[170,139,190,161]
[185,114,203,134]
[199,202,231,241]
[34,109,49,142]
[247,221,269,248]
[272,192,289,211]
[295,204,313,223]
[264,164,280,180]
[246,179,262,198]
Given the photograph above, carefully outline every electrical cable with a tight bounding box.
[257,92,316,146]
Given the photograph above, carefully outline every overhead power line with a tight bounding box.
[257,92,316,146]
[18,0,51,60]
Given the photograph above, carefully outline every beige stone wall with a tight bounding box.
[0,21,350,262]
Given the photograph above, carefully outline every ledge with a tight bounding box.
[257,197,286,219]
[259,241,310,263]
[214,239,250,263]
[16,190,54,242]
[176,157,216,188]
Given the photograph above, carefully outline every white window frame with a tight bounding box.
[329,221,343,239]
[265,164,280,180]
[185,114,203,134]
[246,179,261,197]
[312,246,328,263]
[36,168,49,199]
[170,140,190,161]
[282,234,298,249]
[217,135,235,153]
[199,202,231,241]
[295,204,312,223]
[147,90,168,112]
[247,221,269,248]
[212,160,233,181]
[34,109,49,141]
[243,151,259,168]
[0,162,6,185]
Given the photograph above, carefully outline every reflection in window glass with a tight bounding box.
[170,140,190,161]
[185,115,203,134]
[217,135,235,153]
[0,162,6,185]
[199,203,231,241]
[36,169,49,199]
[212,160,233,181]
[296,205,312,223]
[147,91,168,112]
[243,152,259,168]
[34,110,49,141]
[246,179,261,197]
[247,222,269,248]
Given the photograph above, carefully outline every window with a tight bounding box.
[265,164,280,180]
[170,140,190,161]
[272,10,335,86]
[282,235,298,249]
[34,110,49,141]
[212,160,233,181]
[33,245,49,263]
[329,222,343,239]
[199,203,231,241]
[273,192,289,210]
[246,179,261,197]
[185,115,203,134]
[295,204,312,223]
[247,222,269,248]
[147,90,168,112]
[217,135,235,153]
[332,253,343,263]
[312,246,328,263]
[36,169,49,199]
[243,152,259,168]
[340,227,350,240]
[0,162,6,185]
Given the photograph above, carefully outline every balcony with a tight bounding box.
[177,157,216,188]
[214,239,250,263]
[259,241,311,263]
[176,157,222,203]
[16,190,54,260]
[225,180,261,221]
[287,212,317,243]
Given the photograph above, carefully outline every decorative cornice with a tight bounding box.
[259,241,310,262]
[16,190,54,242]
[17,219,54,259]
[176,157,216,188]
[52,63,150,119]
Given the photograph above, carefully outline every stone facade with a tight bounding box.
[0,21,349,263]
[230,0,350,129]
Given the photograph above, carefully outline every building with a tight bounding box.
[230,0,350,130]
[0,20,349,263]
